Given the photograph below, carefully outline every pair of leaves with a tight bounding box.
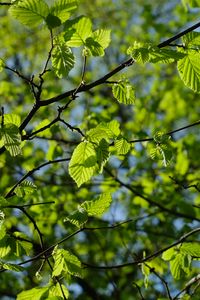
[127,41,185,64]
[0,114,22,156]
[10,0,77,29]
[64,16,111,56]
[65,193,112,227]
[69,120,130,186]
[162,242,200,279]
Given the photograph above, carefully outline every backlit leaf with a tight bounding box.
[10,0,49,28]
[69,141,98,187]
[81,193,112,217]
[177,51,200,93]
[112,81,135,104]
[52,38,75,78]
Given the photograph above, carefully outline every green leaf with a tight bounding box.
[170,253,186,280]
[112,81,135,104]
[85,37,104,56]
[162,248,176,261]
[1,123,21,156]
[81,193,112,217]
[15,180,37,197]
[17,286,49,300]
[181,242,200,256]
[63,249,83,277]
[91,29,111,49]
[64,16,92,47]
[48,283,69,299]
[52,248,65,277]
[96,139,110,172]
[2,262,24,272]
[9,0,49,28]
[177,51,200,93]
[127,42,150,63]
[50,0,78,23]
[52,38,75,78]
[182,31,200,49]
[87,127,110,143]
[64,207,88,228]
[53,248,83,278]
[2,113,21,127]
[127,42,184,64]
[97,120,121,139]
[69,141,98,187]
[114,138,130,155]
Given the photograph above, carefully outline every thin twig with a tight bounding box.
[5,158,70,199]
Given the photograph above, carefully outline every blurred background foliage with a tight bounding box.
[1,0,200,299]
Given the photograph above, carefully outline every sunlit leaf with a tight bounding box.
[114,138,130,155]
[69,141,98,187]
[81,193,112,217]
[52,38,75,78]
[177,50,200,93]
[64,16,92,47]
[112,81,135,104]
[17,286,49,300]
[9,0,49,27]
[50,0,77,23]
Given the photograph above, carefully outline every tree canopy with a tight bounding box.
[1,0,200,299]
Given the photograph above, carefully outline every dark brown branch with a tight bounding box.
[82,227,200,270]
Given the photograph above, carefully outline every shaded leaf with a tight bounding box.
[17,286,49,300]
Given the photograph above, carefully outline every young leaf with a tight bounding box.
[69,141,98,187]
[63,249,83,277]
[48,283,69,299]
[52,38,75,78]
[91,29,111,49]
[177,51,200,93]
[52,248,65,277]
[16,286,49,300]
[170,253,187,280]
[53,248,83,278]
[64,16,92,47]
[96,139,110,173]
[81,193,112,217]
[50,0,77,23]
[114,138,130,155]
[9,0,49,28]
[112,81,135,104]
[1,123,21,156]
[97,120,120,139]
[87,127,110,143]
[181,242,200,256]
[182,31,200,49]
[2,113,21,127]
[15,180,37,197]
[64,207,88,228]
[127,42,150,63]
[85,37,104,56]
